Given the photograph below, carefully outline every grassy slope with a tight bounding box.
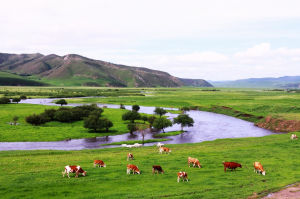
[1,133,300,198]
[0,104,130,141]
[67,88,300,121]
[0,71,46,86]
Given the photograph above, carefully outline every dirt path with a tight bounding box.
[262,184,300,199]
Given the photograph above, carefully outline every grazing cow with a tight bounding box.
[188,157,202,168]
[223,162,242,172]
[254,162,266,175]
[159,146,171,154]
[127,164,140,174]
[94,160,106,167]
[291,134,298,140]
[156,142,164,147]
[127,153,134,161]
[62,165,86,178]
[152,165,164,174]
[177,171,188,182]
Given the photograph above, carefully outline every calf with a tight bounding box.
[127,164,140,174]
[159,146,171,154]
[291,134,298,140]
[127,153,134,161]
[152,165,164,174]
[157,142,164,147]
[94,160,106,167]
[188,157,202,168]
[223,162,242,172]
[177,171,188,182]
[62,165,87,178]
[254,162,266,175]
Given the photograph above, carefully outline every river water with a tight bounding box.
[0,98,274,151]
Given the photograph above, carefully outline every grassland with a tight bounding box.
[0,104,131,142]
[1,133,300,198]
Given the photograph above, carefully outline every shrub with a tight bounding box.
[122,111,141,123]
[43,109,57,120]
[20,95,27,100]
[26,114,49,125]
[154,107,167,117]
[84,114,113,132]
[12,98,21,104]
[0,97,10,104]
[55,99,68,106]
[132,104,140,112]
[54,110,73,122]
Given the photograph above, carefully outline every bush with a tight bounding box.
[12,98,21,104]
[26,114,49,125]
[54,110,73,122]
[132,104,140,112]
[0,97,10,104]
[43,109,57,120]
[84,113,113,132]
[55,99,68,106]
[122,111,141,123]
[20,95,27,100]
[154,107,167,117]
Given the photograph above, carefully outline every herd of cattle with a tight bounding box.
[62,142,269,182]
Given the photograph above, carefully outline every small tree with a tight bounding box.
[120,103,126,109]
[127,123,137,134]
[147,115,156,130]
[141,115,148,124]
[153,117,172,133]
[173,114,194,131]
[122,111,141,123]
[102,118,113,132]
[55,99,68,106]
[0,97,10,104]
[12,116,19,125]
[154,107,167,117]
[84,114,101,132]
[132,104,140,112]
[12,98,21,104]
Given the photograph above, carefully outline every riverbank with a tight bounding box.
[1,133,300,198]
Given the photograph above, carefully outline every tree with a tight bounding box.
[54,110,73,122]
[141,115,148,124]
[153,117,172,133]
[127,123,137,134]
[122,111,141,123]
[132,104,140,112]
[20,95,27,100]
[26,114,49,126]
[55,99,68,106]
[180,106,190,113]
[12,116,19,125]
[84,114,101,132]
[173,114,194,131]
[0,97,10,104]
[12,98,21,104]
[102,118,113,132]
[154,107,167,117]
[120,103,126,109]
[147,115,156,130]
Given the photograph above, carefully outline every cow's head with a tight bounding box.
[262,171,266,176]
[103,164,106,168]
[82,171,87,176]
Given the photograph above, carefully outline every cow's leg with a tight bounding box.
[127,168,130,174]
[62,170,66,177]
[224,167,226,172]
[75,171,79,178]
[67,171,70,178]
[177,176,180,183]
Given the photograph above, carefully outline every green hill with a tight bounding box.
[0,71,47,86]
[0,53,212,87]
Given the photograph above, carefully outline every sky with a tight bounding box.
[1,0,300,81]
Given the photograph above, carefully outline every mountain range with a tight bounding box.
[0,53,213,87]
[210,76,300,88]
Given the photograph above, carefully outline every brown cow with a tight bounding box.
[152,165,164,174]
[254,162,266,175]
[62,165,87,178]
[94,160,106,167]
[159,146,171,154]
[291,134,298,140]
[127,164,140,174]
[223,162,242,172]
[127,153,134,161]
[177,171,188,182]
[188,157,202,168]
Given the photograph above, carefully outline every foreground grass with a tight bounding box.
[1,133,300,198]
[0,104,130,141]
[101,138,170,146]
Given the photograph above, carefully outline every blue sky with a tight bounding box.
[1,0,300,80]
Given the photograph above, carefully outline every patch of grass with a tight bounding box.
[101,138,170,146]
[154,131,185,137]
[1,133,300,198]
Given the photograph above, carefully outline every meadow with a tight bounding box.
[1,133,300,199]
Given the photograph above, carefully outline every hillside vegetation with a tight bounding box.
[0,53,212,87]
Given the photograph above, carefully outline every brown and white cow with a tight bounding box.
[223,162,242,172]
[127,153,134,161]
[127,164,140,174]
[177,171,188,182]
[254,162,266,175]
[188,157,202,168]
[94,160,106,167]
[291,134,298,140]
[159,146,171,154]
[152,165,164,174]
[62,165,87,178]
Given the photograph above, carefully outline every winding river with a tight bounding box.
[0,98,274,151]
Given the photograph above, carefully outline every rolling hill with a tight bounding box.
[210,76,300,88]
[0,53,213,87]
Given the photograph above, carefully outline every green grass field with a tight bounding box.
[1,133,300,199]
